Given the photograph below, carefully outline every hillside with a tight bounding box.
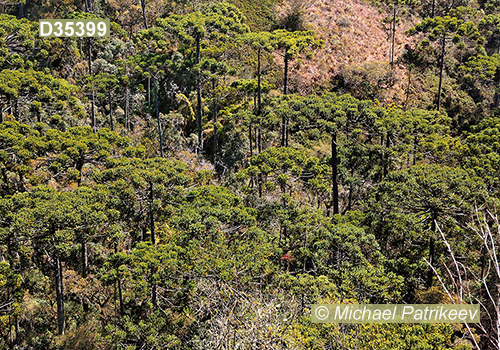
[1,1,500,349]
[279,0,417,102]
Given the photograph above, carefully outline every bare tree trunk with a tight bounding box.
[213,80,218,165]
[108,91,114,131]
[258,125,262,153]
[390,6,397,68]
[331,133,339,215]
[257,47,262,115]
[148,182,158,311]
[9,315,13,349]
[257,47,263,156]
[14,99,18,121]
[281,114,286,147]
[151,270,157,311]
[282,54,289,147]
[347,171,353,212]
[426,211,437,289]
[147,78,151,109]
[283,54,289,95]
[384,133,390,177]
[140,0,148,29]
[437,34,446,112]
[54,255,65,335]
[494,69,500,110]
[81,240,88,278]
[149,182,155,243]
[118,278,124,316]
[88,38,96,131]
[125,86,130,130]
[249,122,253,159]
[91,92,96,131]
[14,315,19,346]
[404,66,412,110]
[413,131,418,166]
[196,36,203,154]
[154,77,164,158]
[81,238,89,313]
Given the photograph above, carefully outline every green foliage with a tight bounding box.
[460,115,500,194]
[271,29,324,60]
[0,69,83,124]
[366,164,487,291]
[240,146,328,199]
[1,0,499,348]
[0,15,77,70]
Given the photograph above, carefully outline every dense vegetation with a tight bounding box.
[1,0,500,349]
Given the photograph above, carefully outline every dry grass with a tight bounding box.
[277,0,420,104]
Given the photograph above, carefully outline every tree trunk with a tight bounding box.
[383,133,390,177]
[149,182,155,244]
[9,315,13,349]
[258,125,262,153]
[81,240,88,278]
[14,99,18,121]
[140,0,148,29]
[91,91,96,131]
[283,54,289,95]
[14,315,19,346]
[88,38,96,131]
[147,78,151,108]
[87,37,92,76]
[108,91,114,131]
[213,80,218,165]
[54,255,65,335]
[281,114,286,147]
[257,48,263,156]
[437,34,446,112]
[390,7,397,67]
[494,69,500,109]
[331,133,339,215]
[125,86,130,130]
[258,173,262,198]
[413,131,418,166]
[249,122,253,159]
[196,36,203,154]
[282,54,289,147]
[118,278,124,316]
[151,269,157,311]
[257,47,262,115]
[18,3,24,18]
[404,66,411,110]
[347,173,353,212]
[285,119,289,147]
[380,134,385,179]
[154,77,164,158]
[426,211,437,289]
[81,238,89,313]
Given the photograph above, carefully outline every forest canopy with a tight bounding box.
[1,0,500,349]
